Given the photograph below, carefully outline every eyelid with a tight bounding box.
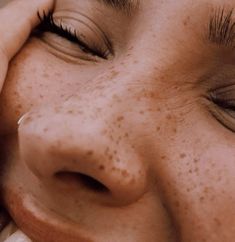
[53,9,114,56]
[37,11,112,59]
[52,10,114,55]
[53,16,109,58]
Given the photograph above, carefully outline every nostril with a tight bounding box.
[79,173,109,192]
[55,172,109,193]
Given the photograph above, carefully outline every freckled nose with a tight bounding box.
[18,107,148,206]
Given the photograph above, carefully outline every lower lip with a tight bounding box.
[4,189,94,242]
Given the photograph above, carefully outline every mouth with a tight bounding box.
[3,188,94,242]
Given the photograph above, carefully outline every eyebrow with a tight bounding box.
[208,7,235,48]
[97,0,139,14]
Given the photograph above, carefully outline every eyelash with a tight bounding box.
[36,11,109,59]
[209,7,235,47]
[210,92,235,111]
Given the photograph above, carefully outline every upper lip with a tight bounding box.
[4,188,95,242]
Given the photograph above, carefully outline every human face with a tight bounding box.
[0,0,234,241]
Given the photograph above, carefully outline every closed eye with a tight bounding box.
[36,11,110,59]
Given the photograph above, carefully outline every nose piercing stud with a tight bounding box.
[17,113,28,126]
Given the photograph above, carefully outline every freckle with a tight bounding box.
[43,73,49,78]
[117,116,124,122]
[194,158,199,163]
[203,187,209,194]
[67,110,74,114]
[139,110,145,115]
[183,16,190,26]
[121,170,129,177]
[99,165,105,171]
[166,114,172,120]
[124,133,129,138]
[184,204,189,211]
[152,33,157,38]
[95,108,102,113]
[109,155,113,160]
[148,92,155,98]
[180,153,186,158]
[200,196,204,202]
[102,129,107,135]
[54,107,61,113]
[156,126,161,131]
[161,155,166,160]
[110,70,119,79]
[86,150,93,156]
[16,104,22,109]
[109,135,114,141]
[116,158,120,163]
[214,218,222,227]
[211,162,216,168]
[43,128,48,133]
[217,176,222,182]
[174,201,180,207]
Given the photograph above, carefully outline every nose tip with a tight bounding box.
[18,112,148,206]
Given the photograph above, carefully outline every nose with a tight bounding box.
[18,104,148,206]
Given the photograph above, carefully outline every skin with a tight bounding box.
[0,0,234,241]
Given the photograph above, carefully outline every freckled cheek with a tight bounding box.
[0,47,86,135]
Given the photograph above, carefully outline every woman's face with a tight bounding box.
[0,0,234,241]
